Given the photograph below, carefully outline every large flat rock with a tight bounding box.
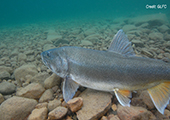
[76,89,112,120]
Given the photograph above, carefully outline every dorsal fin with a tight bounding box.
[108,29,135,56]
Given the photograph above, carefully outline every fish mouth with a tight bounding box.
[41,52,51,70]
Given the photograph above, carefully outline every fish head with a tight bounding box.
[41,47,68,78]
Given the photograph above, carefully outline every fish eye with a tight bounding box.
[47,52,50,57]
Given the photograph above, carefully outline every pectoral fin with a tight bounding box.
[114,89,131,107]
[148,82,170,114]
[63,76,79,102]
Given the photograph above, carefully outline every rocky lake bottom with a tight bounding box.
[0,13,170,120]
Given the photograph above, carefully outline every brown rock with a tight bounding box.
[28,107,48,120]
[101,116,108,120]
[39,89,54,102]
[66,116,73,120]
[67,97,83,112]
[36,102,48,109]
[48,99,61,111]
[0,93,4,104]
[164,109,170,119]
[44,73,61,89]
[139,91,155,109]
[0,96,37,120]
[48,106,68,120]
[111,104,117,111]
[76,89,112,120]
[16,83,45,99]
[117,105,156,120]
[109,115,120,120]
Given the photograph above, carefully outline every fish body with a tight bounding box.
[41,30,170,114]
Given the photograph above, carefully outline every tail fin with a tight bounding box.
[147,82,170,114]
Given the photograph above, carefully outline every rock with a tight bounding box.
[130,13,168,27]
[158,25,169,33]
[16,83,45,99]
[47,34,62,42]
[36,102,48,109]
[111,104,117,111]
[154,109,170,120]
[10,48,18,57]
[131,39,144,47]
[67,97,83,112]
[108,114,120,120]
[31,72,50,86]
[25,50,34,55]
[164,109,170,119]
[166,41,170,49]
[0,93,4,104]
[0,96,37,120]
[39,89,54,103]
[164,33,170,41]
[48,106,68,120]
[43,44,56,51]
[0,66,12,74]
[149,32,163,41]
[54,39,69,46]
[44,73,61,89]
[0,81,16,95]
[0,70,10,79]
[48,99,61,111]
[131,97,146,108]
[122,25,137,32]
[80,40,93,46]
[84,28,96,36]
[139,91,155,109]
[14,64,38,80]
[76,89,112,120]
[18,53,27,62]
[28,107,48,120]
[101,116,108,120]
[117,105,156,120]
[141,48,154,58]
[84,33,101,42]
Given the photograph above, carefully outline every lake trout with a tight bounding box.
[41,29,170,114]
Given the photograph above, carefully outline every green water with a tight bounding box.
[0,0,169,27]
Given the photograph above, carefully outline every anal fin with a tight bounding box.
[63,76,79,102]
[148,82,170,114]
[114,89,131,107]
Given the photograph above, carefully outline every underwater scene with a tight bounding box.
[0,0,170,120]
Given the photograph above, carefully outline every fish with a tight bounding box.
[41,29,170,114]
